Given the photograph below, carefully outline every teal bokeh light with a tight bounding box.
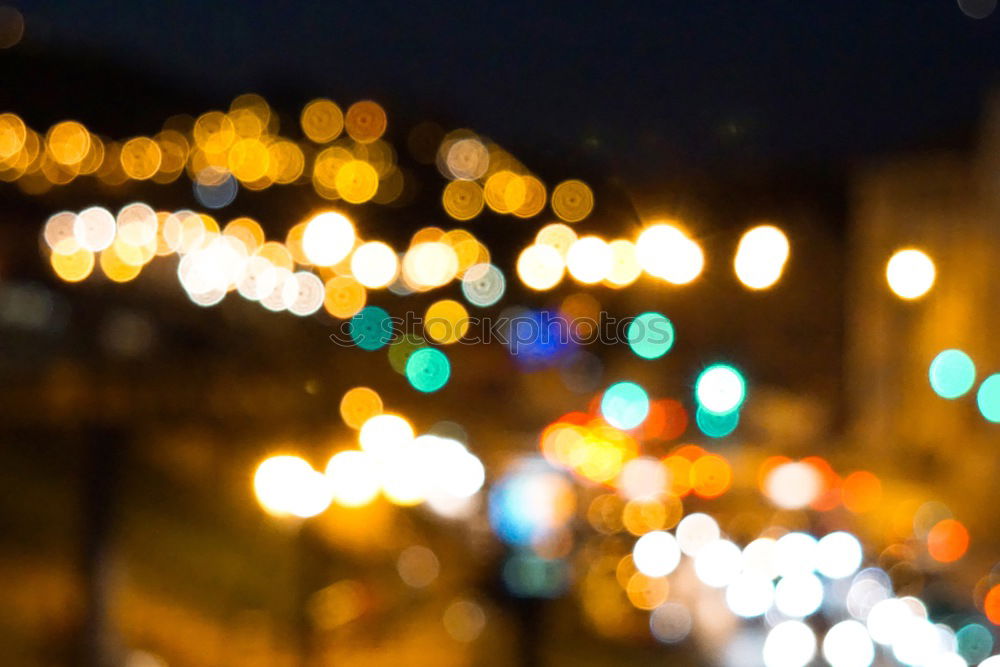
[349,306,392,351]
[956,622,993,664]
[627,312,675,360]
[600,381,650,430]
[929,349,976,399]
[977,373,1000,422]
[696,406,739,438]
[405,347,451,393]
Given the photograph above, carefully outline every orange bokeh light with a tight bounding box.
[926,518,969,563]
[842,471,882,514]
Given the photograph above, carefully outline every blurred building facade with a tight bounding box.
[848,92,1000,546]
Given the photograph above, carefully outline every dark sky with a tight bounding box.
[14,0,1000,174]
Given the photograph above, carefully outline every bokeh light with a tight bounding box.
[632,530,681,577]
[886,248,935,300]
[977,373,1000,422]
[627,312,674,360]
[734,224,790,290]
[254,455,332,519]
[695,364,746,415]
[929,349,976,399]
[600,382,650,430]
[405,347,451,392]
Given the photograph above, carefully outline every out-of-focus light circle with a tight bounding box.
[193,172,238,209]
[461,263,505,307]
[627,312,674,360]
[636,224,704,285]
[734,225,790,290]
[517,244,565,291]
[325,450,380,507]
[600,381,650,430]
[696,406,740,438]
[632,530,681,578]
[302,211,355,266]
[823,620,875,667]
[926,518,970,563]
[442,598,487,642]
[405,347,451,393]
[359,414,414,460]
[742,538,780,580]
[339,386,383,430]
[694,539,743,588]
[764,461,822,510]
[929,349,976,399]
[618,457,667,500]
[351,241,398,288]
[816,532,863,579]
[976,374,1000,422]
[51,247,95,282]
[282,271,325,316]
[403,242,459,289]
[866,598,913,645]
[981,657,1000,667]
[566,236,612,284]
[774,573,824,617]
[254,455,331,518]
[397,545,440,588]
[695,364,746,415]
[955,623,993,664]
[74,206,116,251]
[424,299,470,345]
[774,532,818,577]
[958,0,997,20]
[676,513,720,557]
[650,602,692,644]
[886,248,935,300]
[763,620,816,667]
[551,179,594,223]
[535,223,578,257]
[350,306,393,350]
[726,573,775,618]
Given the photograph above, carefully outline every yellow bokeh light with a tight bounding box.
[402,242,459,290]
[0,113,27,161]
[513,175,547,218]
[517,243,565,290]
[50,246,95,282]
[484,170,526,214]
[339,386,384,430]
[605,239,642,287]
[257,241,295,271]
[886,248,935,300]
[193,111,236,154]
[99,245,143,282]
[344,100,387,144]
[227,138,270,182]
[535,223,578,257]
[323,275,367,318]
[334,160,379,204]
[551,179,594,223]
[626,572,670,610]
[120,137,162,180]
[566,235,612,285]
[267,140,305,184]
[424,299,470,344]
[734,224,790,290]
[350,241,398,288]
[325,450,380,508]
[223,217,265,254]
[442,180,485,221]
[359,413,414,460]
[254,455,332,519]
[302,211,356,266]
[46,121,91,166]
[636,223,704,285]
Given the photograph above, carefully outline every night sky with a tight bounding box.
[13,1,1000,174]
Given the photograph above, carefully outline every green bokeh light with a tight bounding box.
[627,312,674,360]
[977,373,1000,423]
[600,381,650,430]
[405,347,451,393]
[388,333,425,375]
[349,306,392,351]
[929,349,976,399]
[695,406,739,438]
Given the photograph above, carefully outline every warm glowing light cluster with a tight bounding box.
[255,397,485,518]
[734,224,790,289]
[886,247,936,300]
